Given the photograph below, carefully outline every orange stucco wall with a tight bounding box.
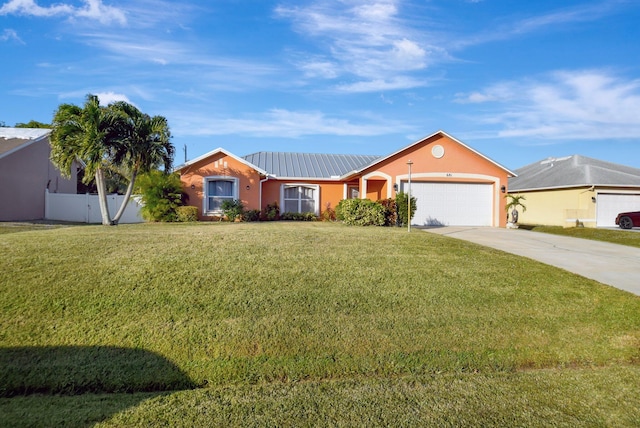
[179,152,262,220]
[357,133,511,226]
[261,179,345,215]
[179,132,512,226]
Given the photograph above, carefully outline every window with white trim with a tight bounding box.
[282,184,319,214]
[204,177,238,213]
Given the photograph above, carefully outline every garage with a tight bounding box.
[596,193,640,227]
[403,182,494,226]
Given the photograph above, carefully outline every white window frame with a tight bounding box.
[280,184,320,215]
[203,176,239,215]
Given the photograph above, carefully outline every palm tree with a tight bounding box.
[108,102,174,225]
[505,194,527,224]
[50,94,120,225]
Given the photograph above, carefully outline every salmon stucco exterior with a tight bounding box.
[176,130,516,227]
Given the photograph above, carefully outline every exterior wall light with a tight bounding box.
[500,185,506,193]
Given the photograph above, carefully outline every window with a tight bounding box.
[204,177,238,213]
[282,185,319,214]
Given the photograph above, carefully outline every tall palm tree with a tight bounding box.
[108,102,174,225]
[50,94,120,225]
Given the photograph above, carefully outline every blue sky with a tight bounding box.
[2,0,640,170]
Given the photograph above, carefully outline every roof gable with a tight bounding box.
[0,128,51,160]
[509,155,640,191]
[344,130,516,178]
[176,147,268,175]
[242,152,380,179]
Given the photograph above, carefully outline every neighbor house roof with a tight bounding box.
[242,152,380,179]
[509,155,640,191]
[0,128,51,160]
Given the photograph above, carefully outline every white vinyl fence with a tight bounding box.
[45,190,144,223]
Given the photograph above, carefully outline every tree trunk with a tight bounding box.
[111,169,138,225]
[95,167,112,226]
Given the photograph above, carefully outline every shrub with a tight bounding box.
[221,199,244,222]
[321,203,337,222]
[135,171,185,222]
[336,198,385,226]
[280,212,317,221]
[175,206,198,222]
[261,202,280,221]
[242,209,261,222]
[377,198,398,226]
[395,191,417,227]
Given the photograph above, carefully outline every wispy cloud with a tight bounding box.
[0,0,126,25]
[456,69,640,141]
[275,0,443,92]
[170,108,412,138]
[1,28,23,43]
[456,1,629,48]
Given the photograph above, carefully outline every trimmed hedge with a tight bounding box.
[336,199,386,226]
[175,206,198,222]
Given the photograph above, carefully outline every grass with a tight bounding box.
[529,225,640,248]
[1,222,640,426]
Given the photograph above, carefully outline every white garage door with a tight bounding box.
[402,182,493,227]
[596,193,640,227]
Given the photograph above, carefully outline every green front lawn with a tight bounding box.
[530,225,640,248]
[1,222,639,426]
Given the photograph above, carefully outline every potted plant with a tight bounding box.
[505,194,526,229]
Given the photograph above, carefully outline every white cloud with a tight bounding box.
[1,28,23,43]
[0,0,126,25]
[336,76,426,93]
[456,1,628,49]
[94,91,132,106]
[276,0,441,92]
[458,70,640,140]
[171,108,411,138]
[0,0,73,17]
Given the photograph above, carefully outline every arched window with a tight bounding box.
[281,184,319,215]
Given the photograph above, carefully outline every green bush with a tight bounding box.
[321,203,337,222]
[261,202,280,221]
[175,206,198,222]
[395,191,417,227]
[242,209,261,222]
[135,171,184,222]
[280,212,317,221]
[336,198,385,226]
[377,198,398,226]
[221,199,244,222]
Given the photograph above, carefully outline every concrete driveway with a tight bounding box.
[422,227,640,296]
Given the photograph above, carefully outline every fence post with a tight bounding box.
[44,188,49,220]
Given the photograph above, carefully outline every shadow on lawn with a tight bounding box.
[0,346,197,425]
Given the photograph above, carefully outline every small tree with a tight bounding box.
[395,192,417,227]
[221,199,244,222]
[505,194,527,224]
[135,170,184,222]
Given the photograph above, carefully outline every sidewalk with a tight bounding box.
[422,227,640,296]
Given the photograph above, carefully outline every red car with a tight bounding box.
[615,211,640,229]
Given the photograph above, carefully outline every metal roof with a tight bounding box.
[242,151,381,179]
[509,155,640,191]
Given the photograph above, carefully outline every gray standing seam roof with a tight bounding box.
[242,152,381,179]
[509,154,640,191]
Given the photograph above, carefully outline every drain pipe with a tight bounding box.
[259,175,272,211]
